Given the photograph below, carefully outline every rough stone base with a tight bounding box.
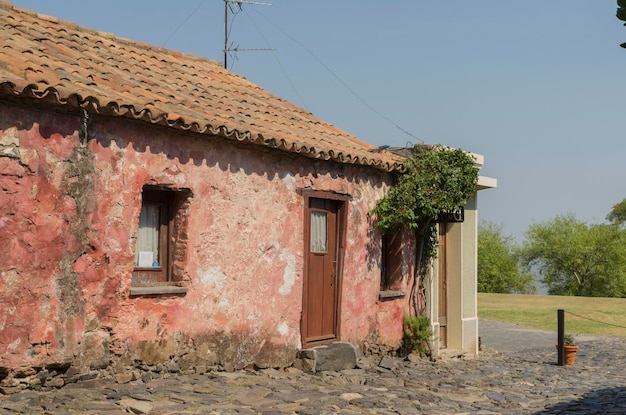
[294,342,358,372]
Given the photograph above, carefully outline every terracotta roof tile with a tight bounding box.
[0,1,404,171]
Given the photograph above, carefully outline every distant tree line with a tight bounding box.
[478,199,626,297]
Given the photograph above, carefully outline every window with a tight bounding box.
[310,211,328,253]
[379,231,406,300]
[131,186,191,296]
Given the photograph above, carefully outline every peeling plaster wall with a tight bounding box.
[0,103,410,374]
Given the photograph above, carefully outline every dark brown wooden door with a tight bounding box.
[438,224,448,349]
[302,197,341,347]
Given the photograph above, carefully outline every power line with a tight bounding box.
[249,7,423,144]
[160,1,423,144]
[161,0,207,48]
[240,7,309,110]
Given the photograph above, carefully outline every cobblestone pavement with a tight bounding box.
[1,320,625,414]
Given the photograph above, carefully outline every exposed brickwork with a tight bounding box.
[172,191,192,282]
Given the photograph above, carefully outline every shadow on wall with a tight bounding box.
[534,386,626,414]
[0,102,390,188]
[92,116,383,186]
[365,214,382,274]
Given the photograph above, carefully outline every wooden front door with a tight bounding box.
[302,197,344,347]
[438,224,448,349]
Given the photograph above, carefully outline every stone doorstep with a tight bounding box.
[295,342,358,373]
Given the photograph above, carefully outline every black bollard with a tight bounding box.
[557,309,564,366]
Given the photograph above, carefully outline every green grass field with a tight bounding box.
[478,293,626,338]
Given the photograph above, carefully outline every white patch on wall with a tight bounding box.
[106,238,122,254]
[350,188,363,203]
[279,250,296,296]
[6,338,20,353]
[0,127,19,149]
[276,321,289,336]
[282,173,296,191]
[198,266,227,290]
[247,309,261,322]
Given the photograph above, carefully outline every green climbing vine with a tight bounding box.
[371,144,479,317]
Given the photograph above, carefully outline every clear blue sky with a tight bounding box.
[11,1,626,240]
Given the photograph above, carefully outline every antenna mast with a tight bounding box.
[224,0,272,70]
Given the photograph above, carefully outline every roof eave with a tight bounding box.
[0,81,405,173]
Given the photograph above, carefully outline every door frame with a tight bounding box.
[438,223,448,349]
[300,189,349,348]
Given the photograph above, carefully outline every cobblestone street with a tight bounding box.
[1,321,625,414]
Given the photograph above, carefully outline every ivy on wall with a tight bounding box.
[371,144,479,315]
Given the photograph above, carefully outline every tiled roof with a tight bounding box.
[0,1,404,172]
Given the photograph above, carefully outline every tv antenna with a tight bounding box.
[224,0,273,70]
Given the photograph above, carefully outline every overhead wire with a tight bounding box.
[159,2,422,144]
[161,0,207,48]
[240,7,309,111]
[248,7,423,144]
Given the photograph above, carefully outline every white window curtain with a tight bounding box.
[135,204,160,267]
[310,211,328,253]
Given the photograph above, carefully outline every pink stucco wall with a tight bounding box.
[0,103,411,373]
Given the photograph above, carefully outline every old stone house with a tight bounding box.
[0,1,495,384]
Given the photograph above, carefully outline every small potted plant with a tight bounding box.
[559,334,579,366]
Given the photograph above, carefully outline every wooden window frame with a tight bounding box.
[379,231,407,300]
[130,186,189,296]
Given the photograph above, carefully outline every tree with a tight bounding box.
[478,221,535,294]
[618,0,626,48]
[607,198,626,225]
[521,214,626,297]
[618,0,626,22]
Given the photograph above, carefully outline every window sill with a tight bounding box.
[130,286,188,296]
[378,290,406,301]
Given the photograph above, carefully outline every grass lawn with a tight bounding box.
[478,293,626,338]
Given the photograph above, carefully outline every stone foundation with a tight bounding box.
[0,329,300,394]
